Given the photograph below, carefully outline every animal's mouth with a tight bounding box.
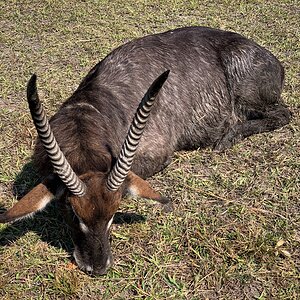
[73,248,113,276]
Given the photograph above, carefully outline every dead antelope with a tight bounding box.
[0,26,291,276]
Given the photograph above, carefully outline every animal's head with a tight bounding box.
[0,70,169,275]
[66,171,122,275]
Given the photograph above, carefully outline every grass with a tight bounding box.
[0,0,299,299]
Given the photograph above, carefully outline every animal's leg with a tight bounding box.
[214,105,291,151]
[131,154,173,179]
[125,171,173,212]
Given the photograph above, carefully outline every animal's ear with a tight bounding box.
[0,178,58,223]
[126,171,173,211]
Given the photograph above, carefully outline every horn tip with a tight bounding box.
[27,74,38,103]
[159,70,170,83]
[28,73,37,87]
[151,69,170,97]
[162,69,170,77]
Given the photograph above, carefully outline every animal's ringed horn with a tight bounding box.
[106,70,170,192]
[27,74,87,197]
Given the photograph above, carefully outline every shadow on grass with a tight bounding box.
[0,161,147,256]
[12,161,40,199]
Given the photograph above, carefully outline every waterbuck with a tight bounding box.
[0,26,291,275]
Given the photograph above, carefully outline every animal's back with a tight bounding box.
[90,27,283,176]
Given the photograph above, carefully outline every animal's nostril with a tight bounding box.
[86,269,95,276]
